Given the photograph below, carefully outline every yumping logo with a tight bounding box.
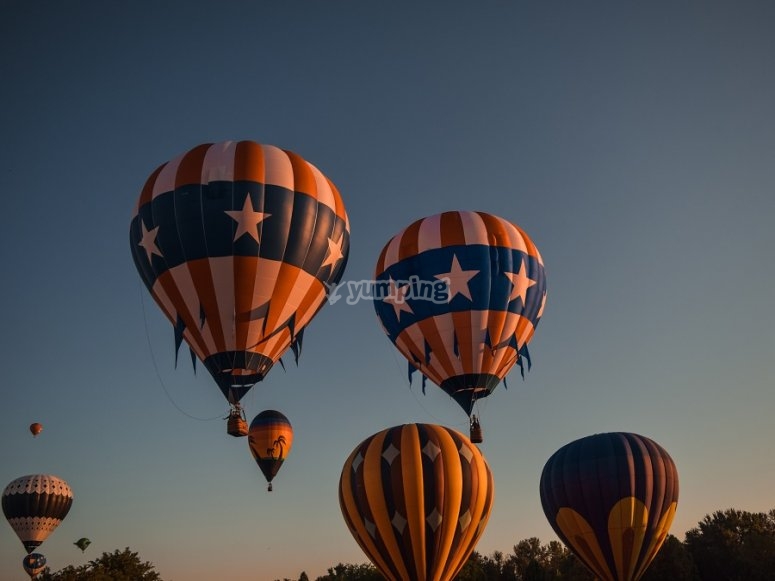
[325,276,450,305]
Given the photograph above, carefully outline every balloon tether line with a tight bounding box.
[138,281,223,421]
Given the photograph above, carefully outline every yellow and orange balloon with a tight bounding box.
[339,423,494,581]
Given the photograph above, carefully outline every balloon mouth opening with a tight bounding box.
[23,543,41,555]
[218,373,262,392]
[440,374,500,414]
[204,352,275,400]
[222,368,262,382]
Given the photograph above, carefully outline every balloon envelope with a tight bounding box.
[2,474,73,553]
[373,211,546,418]
[29,423,42,437]
[130,140,350,404]
[248,410,294,489]
[22,553,46,578]
[339,423,495,581]
[74,537,91,552]
[539,432,679,581]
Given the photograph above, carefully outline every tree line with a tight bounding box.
[36,508,775,581]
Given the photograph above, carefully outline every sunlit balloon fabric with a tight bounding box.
[29,423,42,437]
[339,423,495,581]
[374,211,546,417]
[2,474,73,554]
[130,141,350,404]
[539,432,679,581]
[22,553,46,578]
[248,409,294,490]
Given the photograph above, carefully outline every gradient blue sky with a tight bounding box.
[2,1,774,579]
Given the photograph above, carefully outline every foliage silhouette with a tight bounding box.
[31,507,775,581]
[37,548,162,580]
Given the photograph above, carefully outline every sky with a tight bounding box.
[1,1,774,579]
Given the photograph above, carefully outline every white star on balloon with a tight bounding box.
[320,233,345,270]
[504,259,537,305]
[225,195,270,243]
[383,277,414,320]
[434,254,479,301]
[138,221,163,261]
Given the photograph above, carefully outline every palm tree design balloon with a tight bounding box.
[266,435,287,460]
[248,411,293,491]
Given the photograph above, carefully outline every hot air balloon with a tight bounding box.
[539,432,679,581]
[129,141,350,436]
[2,474,73,554]
[22,553,46,579]
[29,423,42,437]
[339,423,495,581]
[248,410,294,491]
[373,211,546,442]
[74,537,91,552]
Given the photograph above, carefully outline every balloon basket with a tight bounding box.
[227,416,248,437]
[470,425,483,444]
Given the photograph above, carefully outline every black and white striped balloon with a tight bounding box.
[3,474,73,554]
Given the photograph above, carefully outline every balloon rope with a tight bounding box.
[138,281,224,421]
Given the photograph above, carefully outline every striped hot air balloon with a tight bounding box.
[129,141,350,434]
[248,410,294,491]
[2,474,73,554]
[373,211,546,441]
[339,423,495,581]
[539,432,680,581]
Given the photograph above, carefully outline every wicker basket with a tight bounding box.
[227,415,248,437]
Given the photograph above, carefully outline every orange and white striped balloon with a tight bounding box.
[130,141,349,404]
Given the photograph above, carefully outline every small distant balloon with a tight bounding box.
[74,537,91,552]
[29,423,42,437]
[22,553,46,579]
[248,410,293,492]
